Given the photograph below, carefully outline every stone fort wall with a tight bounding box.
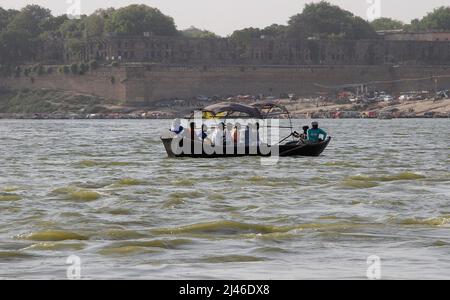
[3,64,450,104]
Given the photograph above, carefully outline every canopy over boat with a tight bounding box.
[201,102,263,119]
[250,101,291,119]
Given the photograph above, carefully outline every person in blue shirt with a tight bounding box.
[197,124,208,141]
[170,119,184,134]
[307,121,327,143]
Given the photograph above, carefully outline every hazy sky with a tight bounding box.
[0,0,448,36]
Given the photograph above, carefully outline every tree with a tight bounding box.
[59,18,86,39]
[261,24,287,38]
[70,63,78,74]
[0,7,8,31]
[7,5,52,37]
[230,24,287,44]
[83,14,104,37]
[83,8,116,37]
[0,8,19,32]
[104,4,177,36]
[407,19,423,32]
[41,14,69,34]
[181,26,219,38]
[287,1,377,39]
[0,30,33,64]
[352,16,379,39]
[66,38,85,55]
[230,27,263,44]
[371,18,404,31]
[418,6,450,30]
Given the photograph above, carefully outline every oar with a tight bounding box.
[276,133,295,145]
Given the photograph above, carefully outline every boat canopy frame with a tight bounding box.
[188,102,263,120]
[250,101,294,137]
[186,100,296,143]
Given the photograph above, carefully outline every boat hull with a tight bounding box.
[161,136,331,158]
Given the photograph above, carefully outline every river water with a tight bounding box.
[0,119,449,279]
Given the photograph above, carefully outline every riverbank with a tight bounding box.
[1,87,450,119]
[283,98,450,118]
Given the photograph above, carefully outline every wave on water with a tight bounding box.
[396,216,450,227]
[247,176,266,183]
[253,246,291,254]
[163,198,185,209]
[16,230,89,242]
[349,172,426,182]
[239,231,300,241]
[341,179,379,189]
[51,187,102,201]
[99,239,193,255]
[22,242,86,251]
[94,229,147,240]
[76,181,111,189]
[341,172,426,189]
[0,251,33,259]
[171,179,196,186]
[76,160,134,168]
[168,191,204,200]
[323,161,362,168]
[244,176,305,187]
[207,192,226,201]
[98,245,156,256]
[151,220,360,236]
[0,193,22,201]
[116,178,147,186]
[200,255,266,263]
[431,240,448,247]
[152,220,288,235]
[101,208,133,215]
[1,186,20,192]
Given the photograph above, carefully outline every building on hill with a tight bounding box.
[63,34,450,66]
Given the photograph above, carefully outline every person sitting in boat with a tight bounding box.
[211,122,227,146]
[231,124,241,145]
[244,125,251,146]
[307,122,327,143]
[187,122,199,141]
[170,119,184,135]
[300,126,309,140]
[247,123,260,146]
[197,124,209,141]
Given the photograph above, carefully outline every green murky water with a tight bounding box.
[0,119,449,279]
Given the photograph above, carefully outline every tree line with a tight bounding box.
[1,2,450,67]
[230,2,450,43]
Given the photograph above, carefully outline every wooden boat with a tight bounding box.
[161,101,331,158]
[161,135,331,158]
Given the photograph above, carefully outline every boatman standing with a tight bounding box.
[307,121,327,143]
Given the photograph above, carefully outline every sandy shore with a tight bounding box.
[282,99,450,118]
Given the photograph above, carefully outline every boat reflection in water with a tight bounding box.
[161,101,331,158]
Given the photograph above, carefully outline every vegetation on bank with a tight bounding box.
[1,2,450,67]
[0,60,101,78]
[0,87,116,114]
